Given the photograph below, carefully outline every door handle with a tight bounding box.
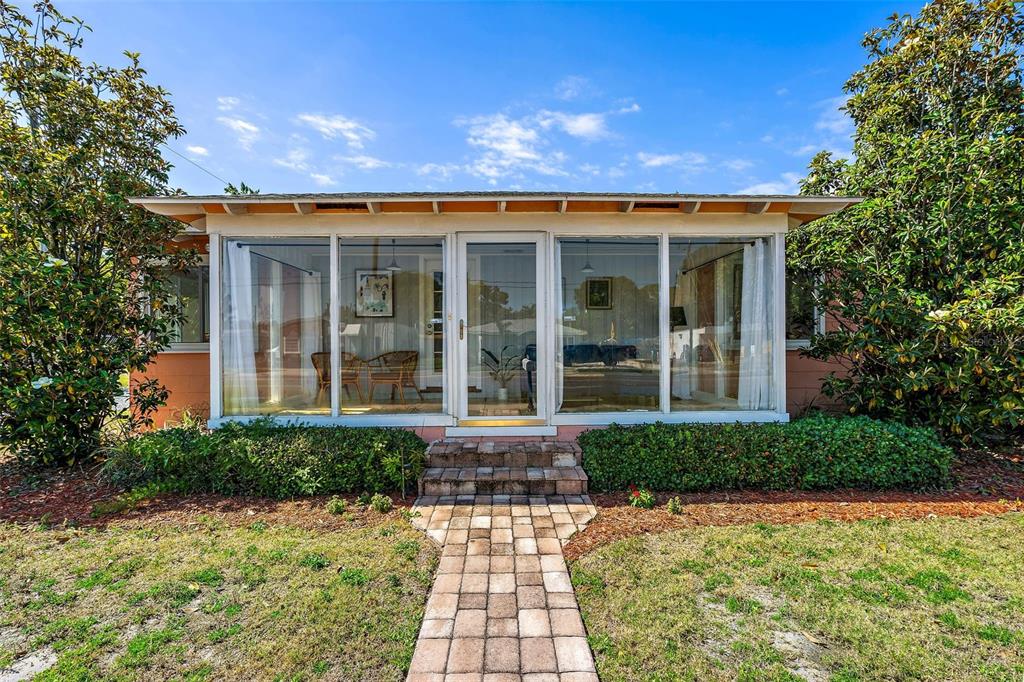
[459,319,465,340]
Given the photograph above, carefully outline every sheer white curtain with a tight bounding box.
[222,243,257,414]
[300,272,323,397]
[738,239,772,409]
[670,268,696,399]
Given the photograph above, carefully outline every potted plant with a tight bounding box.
[481,346,521,401]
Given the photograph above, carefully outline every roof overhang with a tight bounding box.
[129,191,860,231]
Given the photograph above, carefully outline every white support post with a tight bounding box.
[773,233,788,417]
[659,232,671,413]
[330,235,340,417]
[208,233,223,421]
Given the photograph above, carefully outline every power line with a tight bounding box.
[161,142,231,187]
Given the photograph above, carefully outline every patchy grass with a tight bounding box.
[571,513,1024,681]
[0,516,437,680]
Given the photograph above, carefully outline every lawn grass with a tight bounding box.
[0,515,437,680]
[571,513,1024,681]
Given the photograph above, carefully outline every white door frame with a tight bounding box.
[454,232,549,425]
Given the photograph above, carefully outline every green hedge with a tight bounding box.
[102,420,426,498]
[578,413,954,492]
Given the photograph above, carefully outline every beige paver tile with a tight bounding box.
[487,617,518,638]
[542,571,573,593]
[518,609,552,638]
[453,609,487,638]
[425,593,459,620]
[548,609,585,637]
[484,637,520,673]
[519,637,557,673]
[420,618,454,639]
[553,637,595,673]
[489,556,514,573]
[488,573,516,594]
[409,638,451,674]
[447,638,485,674]
[461,573,489,593]
[487,593,518,619]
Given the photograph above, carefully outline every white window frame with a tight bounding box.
[164,253,211,353]
[206,219,789,428]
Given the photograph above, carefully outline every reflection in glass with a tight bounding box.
[557,238,660,413]
[466,243,537,417]
[167,266,209,343]
[222,239,330,415]
[338,238,445,414]
[669,237,774,411]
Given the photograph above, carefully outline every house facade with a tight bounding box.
[130,192,855,440]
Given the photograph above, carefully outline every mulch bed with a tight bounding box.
[0,458,416,531]
[3,447,1022,556]
[562,446,1024,561]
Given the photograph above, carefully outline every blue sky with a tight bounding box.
[66,1,920,195]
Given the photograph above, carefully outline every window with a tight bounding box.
[338,238,445,415]
[785,271,820,345]
[669,237,775,411]
[556,237,660,413]
[221,239,330,416]
[166,266,210,345]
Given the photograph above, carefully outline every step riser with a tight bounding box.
[421,479,587,497]
[427,452,579,469]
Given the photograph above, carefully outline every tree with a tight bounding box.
[0,1,193,465]
[790,0,1024,443]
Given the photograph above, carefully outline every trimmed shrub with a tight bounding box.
[102,419,426,498]
[578,413,953,493]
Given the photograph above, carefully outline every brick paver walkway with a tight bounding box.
[408,494,599,681]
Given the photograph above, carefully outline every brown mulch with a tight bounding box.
[3,447,1022,557]
[562,446,1024,561]
[0,458,416,531]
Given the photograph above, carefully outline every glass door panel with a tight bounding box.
[461,240,540,419]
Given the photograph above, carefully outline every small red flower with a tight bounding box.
[629,484,640,497]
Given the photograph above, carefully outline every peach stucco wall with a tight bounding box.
[142,350,843,429]
[133,352,210,428]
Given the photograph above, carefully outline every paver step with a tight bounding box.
[419,465,588,497]
[426,440,581,469]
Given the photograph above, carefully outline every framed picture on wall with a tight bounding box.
[586,277,612,310]
[355,270,393,317]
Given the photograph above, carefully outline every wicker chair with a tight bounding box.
[367,350,423,405]
[311,351,367,403]
[340,351,366,403]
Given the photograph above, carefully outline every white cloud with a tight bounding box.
[456,113,568,182]
[185,145,209,157]
[338,154,391,170]
[555,75,591,101]
[579,163,601,176]
[310,173,337,187]
[737,172,802,195]
[775,87,789,97]
[295,113,375,149]
[722,158,753,172]
[815,95,853,136]
[273,148,310,172]
[761,134,775,143]
[792,143,820,156]
[606,166,627,179]
[416,163,461,181]
[537,110,608,141]
[636,151,707,170]
[617,102,641,114]
[217,96,240,111]
[216,116,260,150]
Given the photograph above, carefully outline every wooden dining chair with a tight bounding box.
[310,352,331,404]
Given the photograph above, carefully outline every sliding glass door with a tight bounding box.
[456,235,546,422]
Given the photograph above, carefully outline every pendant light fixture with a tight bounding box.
[581,238,595,274]
[386,238,401,271]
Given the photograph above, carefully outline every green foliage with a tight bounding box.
[791,0,1024,443]
[101,420,426,498]
[627,485,656,509]
[0,2,192,466]
[368,493,393,514]
[324,496,348,515]
[666,496,684,515]
[579,414,953,493]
